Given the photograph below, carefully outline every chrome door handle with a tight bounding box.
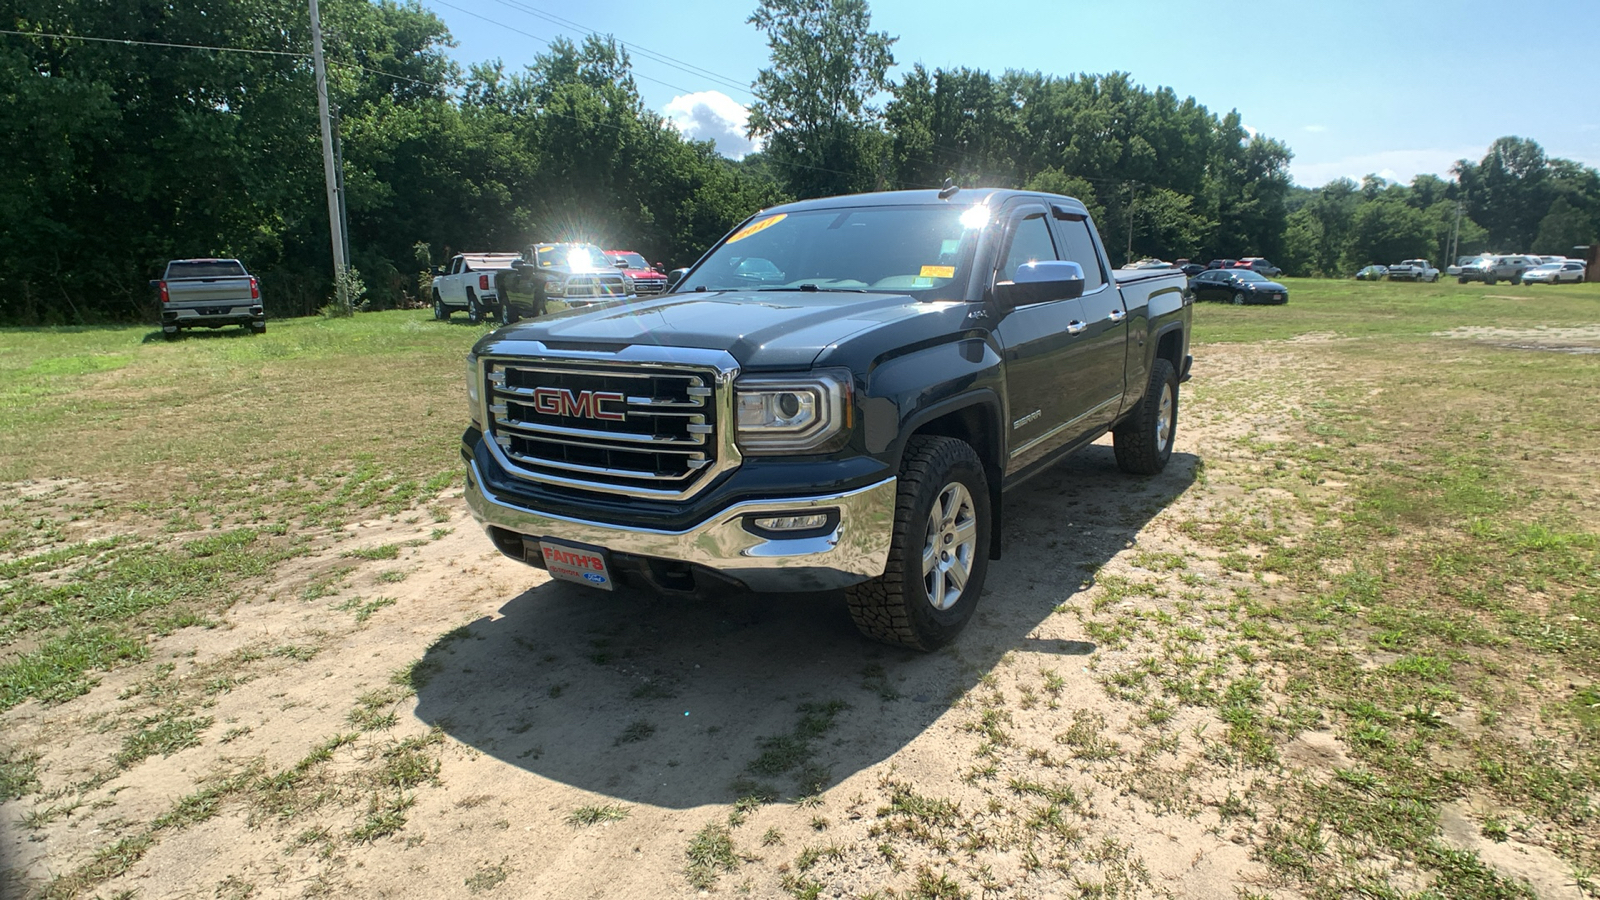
[1108,308,1126,322]
[1066,321,1087,335]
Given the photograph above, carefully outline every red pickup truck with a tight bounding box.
[603,250,669,296]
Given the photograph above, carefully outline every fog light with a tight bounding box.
[753,513,829,532]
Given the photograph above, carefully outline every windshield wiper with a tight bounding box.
[754,284,867,293]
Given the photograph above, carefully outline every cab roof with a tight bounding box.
[757,188,1091,219]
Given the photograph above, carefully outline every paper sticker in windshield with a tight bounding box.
[919,265,956,279]
[726,214,786,244]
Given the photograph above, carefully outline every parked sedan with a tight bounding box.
[1520,261,1587,284]
[1188,268,1289,305]
[1355,265,1388,281]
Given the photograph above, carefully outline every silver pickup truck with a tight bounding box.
[152,259,265,339]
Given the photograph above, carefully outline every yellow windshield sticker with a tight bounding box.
[919,265,956,279]
[726,214,786,244]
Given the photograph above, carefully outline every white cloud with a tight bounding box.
[1303,124,1328,133]
[1242,124,1260,140]
[663,91,761,159]
[1290,146,1484,188]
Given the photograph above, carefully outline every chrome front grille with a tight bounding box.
[484,358,731,498]
[633,279,667,295]
[562,275,628,299]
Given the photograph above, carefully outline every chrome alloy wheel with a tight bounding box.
[923,482,978,611]
[1156,381,1174,454]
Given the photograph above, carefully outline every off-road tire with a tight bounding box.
[1113,357,1179,475]
[433,292,449,321]
[250,321,266,335]
[467,289,484,324]
[163,328,180,341]
[845,435,991,651]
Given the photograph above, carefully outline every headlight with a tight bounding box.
[734,369,851,453]
[546,279,566,297]
[466,354,483,427]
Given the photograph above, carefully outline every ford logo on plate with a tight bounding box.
[583,573,607,585]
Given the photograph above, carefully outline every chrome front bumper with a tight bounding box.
[464,461,897,592]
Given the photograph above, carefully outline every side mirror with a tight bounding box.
[666,268,689,289]
[148,279,161,288]
[432,266,446,276]
[994,260,1084,309]
[652,262,666,273]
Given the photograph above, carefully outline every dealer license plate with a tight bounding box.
[538,539,615,591]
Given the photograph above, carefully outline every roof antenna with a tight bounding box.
[938,178,959,200]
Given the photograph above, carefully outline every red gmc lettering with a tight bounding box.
[531,387,626,421]
[546,547,602,570]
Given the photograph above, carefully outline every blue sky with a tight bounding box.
[427,0,1600,188]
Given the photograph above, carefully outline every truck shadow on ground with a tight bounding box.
[138,327,256,343]
[414,445,1197,809]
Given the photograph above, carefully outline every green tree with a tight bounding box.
[745,0,897,198]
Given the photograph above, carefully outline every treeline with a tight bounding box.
[1282,137,1600,276]
[5,0,1594,325]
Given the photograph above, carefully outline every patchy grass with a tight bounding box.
[686,822,741,890]
[566,803,631,827]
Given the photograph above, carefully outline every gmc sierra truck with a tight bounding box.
[151,258,265,338]
[462,188,1192,650]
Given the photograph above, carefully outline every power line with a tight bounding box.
[0,25,929,192]
[483,0,752,96]
[0,27,307,58]
[428,0,701,97]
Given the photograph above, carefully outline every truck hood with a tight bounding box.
[477,290,958,370]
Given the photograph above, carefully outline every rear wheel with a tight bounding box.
[466,289,483,324]
[1114,357,1179,475]
[250,321,266,334]
[845,436,991,651]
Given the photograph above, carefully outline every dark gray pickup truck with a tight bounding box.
[462,188,1192,649]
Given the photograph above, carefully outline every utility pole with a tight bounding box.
[1125,183,1137,263]
[309,0,350,310]
[1448,201,1463,263]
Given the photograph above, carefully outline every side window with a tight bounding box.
[1055,220,1107,292]
[450,258,463,275]
[999,214,1058,283]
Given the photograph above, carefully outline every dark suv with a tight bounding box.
[493,243,632,325]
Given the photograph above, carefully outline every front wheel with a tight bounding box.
[1113,358,1179,476]
[1232,291,1246,305]
[433,293,449,321]
[498,298,520,326]
[845,436,991,651]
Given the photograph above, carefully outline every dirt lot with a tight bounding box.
[3,317,1597,899]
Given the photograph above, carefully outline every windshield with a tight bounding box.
[677,205,982,297]
[608,252,650,269]
[1531,264,1560,271]
[1231,270,1268,282]
[535,244,608,270]
[166,260,246,279]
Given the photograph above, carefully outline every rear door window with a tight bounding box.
[1053,220,1106,292]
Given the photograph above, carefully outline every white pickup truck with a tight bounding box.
[1386,259,1439,282]
[151,258,265,339]
[431,253,522,323]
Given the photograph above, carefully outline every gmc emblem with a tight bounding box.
[532,387,626,421]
